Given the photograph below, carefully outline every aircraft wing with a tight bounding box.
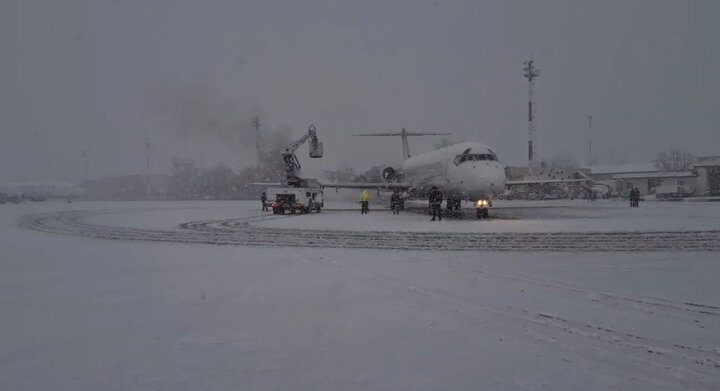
[248,182,283,187]
[506,178,592,185]
[507,171,595,186]
[248,181,411,191]
[321,182,412,191]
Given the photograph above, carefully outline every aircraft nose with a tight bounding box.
[470,162,505,188]
[488,163,507,190]
[497,163,507,182]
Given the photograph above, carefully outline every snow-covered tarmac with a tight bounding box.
[2,200,720,390]
[19,199,720,251]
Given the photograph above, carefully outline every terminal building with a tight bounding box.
[587,155,720,198]
[505,155,720,199]
[693,156,720,196]
[611,171,696,198]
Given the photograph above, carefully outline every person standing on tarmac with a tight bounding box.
[261,192,268,211]
[390,189,401,215]
[631,188,638,207]
[634,187,641,207]
[360,189,370,214]
[428,185,443,221]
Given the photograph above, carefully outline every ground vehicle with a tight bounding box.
[267,186,323,214]
[0,192,20,204]
[654,183,693,200]
[264,125,325,214]
[592,184,612,199]
[475,198,492,219]
[281,125,323,187]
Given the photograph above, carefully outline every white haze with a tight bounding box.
[1,0,719,182]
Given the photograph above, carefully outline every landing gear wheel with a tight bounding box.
[446,199,461,211]
[476,208,489,219]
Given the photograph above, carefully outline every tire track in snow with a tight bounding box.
[186,216,720,252]
[301,254,720,377]
[19,209,720,252]
[409,253,720,318]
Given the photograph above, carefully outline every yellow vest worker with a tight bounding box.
[360,189,370,202]
[360,189,370,214]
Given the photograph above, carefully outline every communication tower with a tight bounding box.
[523,58,540,168]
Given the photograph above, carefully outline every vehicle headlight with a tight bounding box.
[476,200,488,207]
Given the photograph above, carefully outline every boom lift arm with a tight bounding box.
[282,124,323,187]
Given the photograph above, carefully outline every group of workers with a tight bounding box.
[261,187,445,220]
[263,185,647,218]
[359,186,444,221]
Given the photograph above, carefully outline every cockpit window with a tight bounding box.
[476,154,495,161]
[454,152,496,165]
[487,148,498,161]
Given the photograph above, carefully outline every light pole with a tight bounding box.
[81,149,88,179]
[252,116,262,169]
[145,138,151,197]
[587,115,593,166]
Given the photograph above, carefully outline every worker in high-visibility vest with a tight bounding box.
[360,189,370,214]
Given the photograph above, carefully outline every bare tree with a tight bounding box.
[654,149,694,171]
[535,153,580,179]
[544,154,579,172]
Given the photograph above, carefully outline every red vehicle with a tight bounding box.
[267,187,323,214]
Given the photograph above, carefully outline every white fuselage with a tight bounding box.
[0,182,84,199]
[400,141,506,201]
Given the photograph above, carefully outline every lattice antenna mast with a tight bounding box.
[523,58,540,168]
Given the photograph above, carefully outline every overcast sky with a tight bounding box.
[1,0,718,181]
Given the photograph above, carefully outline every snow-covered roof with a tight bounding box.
[612,171,695,180]
[694,156,720,167]
[587,163,657,175]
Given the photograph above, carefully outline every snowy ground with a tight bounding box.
[259,198,720,233]
[2,199,720,390]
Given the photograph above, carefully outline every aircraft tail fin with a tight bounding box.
[352,128,451,159]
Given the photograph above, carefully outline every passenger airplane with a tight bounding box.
[0,181,84,202]
[325,128,507,211]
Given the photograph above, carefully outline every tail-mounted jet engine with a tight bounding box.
[382,167,399,182]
